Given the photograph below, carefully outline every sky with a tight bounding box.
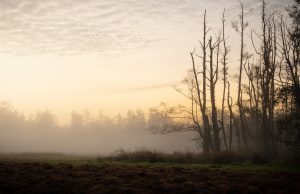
[0,0,292,124]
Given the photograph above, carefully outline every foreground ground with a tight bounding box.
[0,159,299,194]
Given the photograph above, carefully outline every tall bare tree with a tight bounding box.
[208,36,222,152]
[279,0,300,112]
[220,9,229,151]
[232,1,250,151]
[200,9,213,153]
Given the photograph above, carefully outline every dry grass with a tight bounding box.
[100,148,268,164]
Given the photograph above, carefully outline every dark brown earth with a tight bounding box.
[0,162,299,194]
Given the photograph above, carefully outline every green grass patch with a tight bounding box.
[92,158,299,173]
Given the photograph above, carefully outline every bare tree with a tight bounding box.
[260,0,277,156]
[220,9,229,151]
[232,1,250,152]
[279,0,300,112]
[208,36,222,152]
[199,9,213,153]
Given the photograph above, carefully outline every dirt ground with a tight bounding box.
[0,162,298,194]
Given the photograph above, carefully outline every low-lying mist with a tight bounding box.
[0,103,197,155]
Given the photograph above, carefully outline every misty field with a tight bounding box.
[0,153,299,194]
[0,0,300,193]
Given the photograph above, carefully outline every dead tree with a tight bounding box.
[279,2,300,112]
[276,0,300,149]
[251,1,278,155]
[200,9,213,153]
[220,9,229,151]
[260,1,277,156]
[208,35,222,152]
[190,50,211,153]
[232,1,250,152]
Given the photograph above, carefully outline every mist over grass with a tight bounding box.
[0,103,196,154]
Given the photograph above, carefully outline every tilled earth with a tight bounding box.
[0,162,299,194]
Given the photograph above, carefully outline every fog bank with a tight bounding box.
[0,103,197,154]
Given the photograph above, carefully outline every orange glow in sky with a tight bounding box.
[0,0,290,124]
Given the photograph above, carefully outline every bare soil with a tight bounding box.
[0,162,298,194]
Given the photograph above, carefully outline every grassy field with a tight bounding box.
[0,153,299,194]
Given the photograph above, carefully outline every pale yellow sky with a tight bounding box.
[0,0,291,124]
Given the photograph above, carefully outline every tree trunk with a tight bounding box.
[209,37,220,152]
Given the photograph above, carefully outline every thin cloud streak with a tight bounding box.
[105,82,178,94]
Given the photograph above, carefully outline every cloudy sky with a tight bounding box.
[0,0,292,124]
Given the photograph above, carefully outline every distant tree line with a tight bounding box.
[0,102,186,137]
[0,102,196,153]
